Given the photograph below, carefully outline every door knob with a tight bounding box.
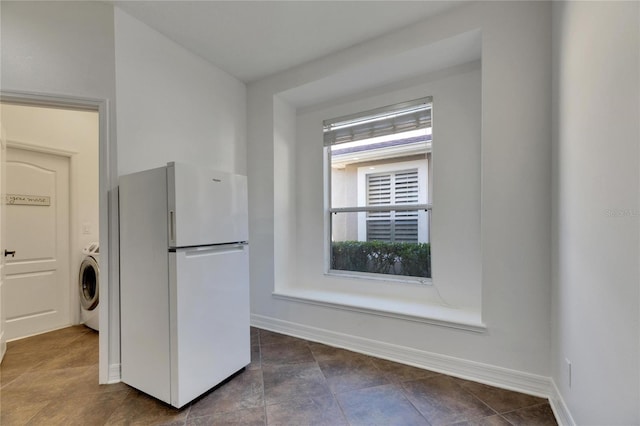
[4,250,15,257]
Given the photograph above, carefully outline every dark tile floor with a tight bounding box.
[0,326,558,425]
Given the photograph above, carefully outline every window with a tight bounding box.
[324,97,432,281]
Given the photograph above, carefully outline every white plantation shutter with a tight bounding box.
[393,170,420,242]
[366,169,419,242]
[367,174,392,205]
[367,173,392,241]
[394,171,419,203]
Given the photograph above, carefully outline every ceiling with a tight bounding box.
[112,1,467,83]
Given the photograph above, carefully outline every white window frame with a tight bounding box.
[323,97,433,283]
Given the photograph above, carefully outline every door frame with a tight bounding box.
[1,90,116,384]
[1,115,6,362]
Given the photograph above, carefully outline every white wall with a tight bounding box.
[114,9,247,176]
[0,104,99,325]
[551,2,640,424]
[248,0,552,383]
[0,1,116,99]
[113,8,247,381]
[273,96,297,290]
[0,0,118,383]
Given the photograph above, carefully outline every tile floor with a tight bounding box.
[0,326,558,425]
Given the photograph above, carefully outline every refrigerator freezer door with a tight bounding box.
[168,163,248,248]
[169,244,250,408]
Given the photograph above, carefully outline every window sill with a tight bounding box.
[326,270,432,286]
[271,288,486,333]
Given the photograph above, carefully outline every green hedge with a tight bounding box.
[331,241,431,279]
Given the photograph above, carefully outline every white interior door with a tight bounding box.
[5,147,70,340]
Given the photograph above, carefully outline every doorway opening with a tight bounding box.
[0,91,113,384]
[2,104,99,340]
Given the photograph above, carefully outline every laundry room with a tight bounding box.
[0,103,99,340]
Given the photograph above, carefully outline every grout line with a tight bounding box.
[464,387,500,416]
[257,329,268,426]
[397,380,432,425]
[298,332,352,425]
[499,401,556,418]
[499,414,517,426]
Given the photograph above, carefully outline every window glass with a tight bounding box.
[325,98,432,280]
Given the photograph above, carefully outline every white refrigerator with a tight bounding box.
[119,162,250,408]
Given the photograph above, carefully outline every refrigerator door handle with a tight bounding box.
[169,210,175,243]
[183,244,247,258]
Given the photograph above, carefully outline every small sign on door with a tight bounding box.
[5,194,51,206]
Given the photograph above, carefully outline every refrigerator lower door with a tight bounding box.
[169,243,250,408]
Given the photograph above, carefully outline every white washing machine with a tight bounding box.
[79,242,99,331]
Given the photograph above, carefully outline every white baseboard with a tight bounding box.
[251,314,552,399]
[107,363,121,384]
[548,379,576,426]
